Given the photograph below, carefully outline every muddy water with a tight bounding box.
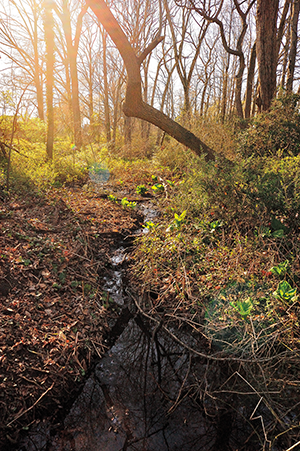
[17,202,217,451]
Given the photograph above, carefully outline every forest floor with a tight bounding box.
[0,179,146,450]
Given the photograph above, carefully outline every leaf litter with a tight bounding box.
[0,185,139,448]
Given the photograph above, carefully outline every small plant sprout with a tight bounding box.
[230,298,253,319]
[166,179,175,186]
[210,220,223,233]
[121,197,136,209]
[151,183,164,193]
[136,185,148,196]
[143,221,156,230]
[108,194,118,203]
[270,260,290,277]
[167,210,187,231]
[274,280,297,303]
[151,175,158,182]
[174,210,187,228]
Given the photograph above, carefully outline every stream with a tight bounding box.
[17,201,227,451]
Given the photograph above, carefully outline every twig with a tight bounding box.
[6,382,54,427]
[1,141,29,158]
[168,352,192,414]
[285,440,300,451]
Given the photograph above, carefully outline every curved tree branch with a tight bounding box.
[86,0,215,161]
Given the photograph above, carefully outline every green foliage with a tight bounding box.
[230,298,253,319]
[143,221,157,230]
[166,179,175,186]
[136,184,148,195]
[174,210,187,225]
[168,210,187,230]
[241,154,300,223]
[121,197,136,209]
[151,183,164,193]
[274,280,297,303]
[271,260,290,277]
[108,194,118,203]
[209,220,223,232]
[239,93,300,158]
[9,141,89,189]
[0,115,46,143]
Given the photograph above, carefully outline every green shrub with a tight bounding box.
[239,93,300,157]
[241,154,300,225]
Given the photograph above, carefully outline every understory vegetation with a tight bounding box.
[1,94,300,450]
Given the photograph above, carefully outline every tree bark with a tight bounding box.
[101,30,111,143]
[86,0,215,161]
[244,42,256,119]
[256,0,280,111]
[33,2,44,121]
[286,0,300,92]
[59,1,87,149]
[44,0,55,160]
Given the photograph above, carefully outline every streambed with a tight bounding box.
[16,202,233,451]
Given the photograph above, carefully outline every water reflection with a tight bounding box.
[48,319,215,451]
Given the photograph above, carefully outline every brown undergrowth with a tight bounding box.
[131,192,300,450]
[0,181,142,449]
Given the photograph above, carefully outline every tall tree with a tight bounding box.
[256,0,289,111]
[54,0,87,148]
[101,29,112,143]
[187,0,255,119]
[0,0,45,119]
[44,0,55,160]
[286,0,300,92]
[164,0,209,121]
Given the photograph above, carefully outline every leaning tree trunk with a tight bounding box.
[86,0,215,161]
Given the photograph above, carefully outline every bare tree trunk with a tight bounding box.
[256,0,289,110]
[44,0,54,160]
[124,116,132,146]
[244,42,256,119]
[87,0,215,161]
[59,1,87,149]
[33,3,44,121]
[280,27,290,90]
[286,0,300,92]
[220,53,230,122]
[101,29,111,143]
[112,78,122,147]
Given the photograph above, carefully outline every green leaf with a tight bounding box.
[272,229,284,238]
[274,280,297,302]
[271,217,288,233]
[179,210,187,221]
[230,298,253,319]
[270,260,289,277]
